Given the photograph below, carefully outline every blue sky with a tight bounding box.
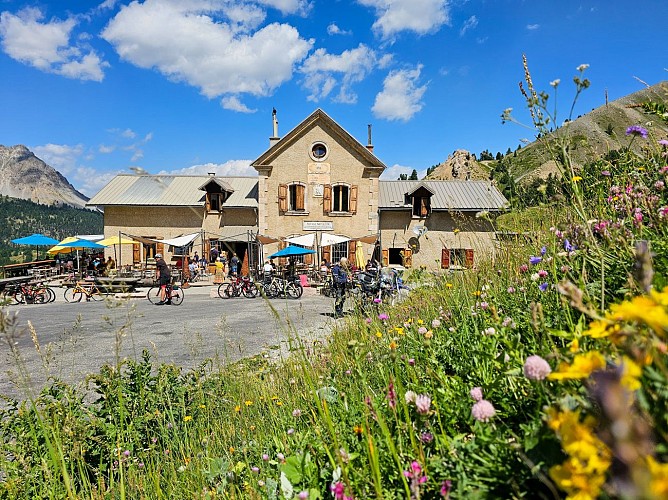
[1,0,666,197]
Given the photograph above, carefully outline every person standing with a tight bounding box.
[154,253,172,305]
[330,257,349,318]
[230,252,239,277]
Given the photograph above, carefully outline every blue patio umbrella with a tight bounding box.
[11,233,60,260]
[269,245,317,258]
[59,239,106,251]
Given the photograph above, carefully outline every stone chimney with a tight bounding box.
[270,107,280,147]
[366,124,374,153]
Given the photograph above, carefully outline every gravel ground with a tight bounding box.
[0,281,343,402]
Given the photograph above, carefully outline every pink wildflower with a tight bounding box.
[415,394,431,414]
[470,387,483,401]
[471,400,496,422]
[432,319,441,328]
[523,355,552,380]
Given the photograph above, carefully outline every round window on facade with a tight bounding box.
[310,142,328,161]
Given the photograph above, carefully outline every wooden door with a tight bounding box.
[441,248,450,269]
[133,243,140,264]
[465,249,474,268]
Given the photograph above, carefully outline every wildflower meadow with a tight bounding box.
[1,65,668,499]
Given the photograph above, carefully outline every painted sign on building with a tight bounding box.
[303,221,334,231]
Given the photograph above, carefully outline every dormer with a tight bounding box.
[199,176,235,213]
[405,183,434,218]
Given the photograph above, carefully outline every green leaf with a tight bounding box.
[281,456,304,484]
[280,471,294,499]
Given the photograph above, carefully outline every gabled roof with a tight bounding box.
[379,181,508,211]
[251,108,386,171]
[406,182,435,196]
[87,175,258,207]
[198,177,235,193]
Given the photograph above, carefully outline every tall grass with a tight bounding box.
[2,70,668,498]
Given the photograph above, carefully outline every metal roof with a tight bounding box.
[87,175,258,208]
[379,181,508,211]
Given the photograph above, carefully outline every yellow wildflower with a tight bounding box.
[424,330,433,339]
[572,176,583,182]
[582,318,616,338]
[275,401,283,406]
[650,286,668,306]
[245,400,253,406]
[183,415,192,422]
[199,404,206,409]
[395,327,405,335]
[620,356,642,391]
[569,338,579,353]
[446,283,453,289]
[229,447,235,454]
[417,319,424,325]
[353,424,364,436]
[548,351,606,380]
[375,331,382,338]
[234,405,241,413]
[249,425,256,431]
[611,295,668,335]
[389,341,397,350]
[647,456,668,497]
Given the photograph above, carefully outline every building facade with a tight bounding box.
[87,109,508,271]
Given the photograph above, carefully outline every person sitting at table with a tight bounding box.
[286,257,296,278]
[106,256,116,271]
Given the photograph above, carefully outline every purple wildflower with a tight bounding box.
[507,286,516,294]
[523,355,552,380]
[601,170,611,176]
[470,387,483,401]
[626,125,648,138]
[387,380,397,410]
[471,400,496,422]
[292,408,302,417]
[564,239,575,252]
[298,492,309,500]
[378,313,389,321]
[418,326,428,335]
[251,466,260,473]
[659,139,668,147]
[262,454,269,461]
[529,256,542,265]
[540,246,547,256]
[420,432,434,444]
[408,358,415,366]
[441,480,452,498]
[539,282,549,292]
[431,319,441,328]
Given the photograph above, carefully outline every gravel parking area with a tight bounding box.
[0,282,340,402]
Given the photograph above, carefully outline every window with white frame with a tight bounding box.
[331,241,348,264]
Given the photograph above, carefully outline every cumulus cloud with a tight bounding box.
[301,43,390,103]
[372,64,427,121]
[257,0,311,15]
[159,160,257,177]
[526,24,540,30]
[327,23,351,35]
[221,96,257,113]
[0,7,108,81]
[99,145,115,154]
[380,164,426,180]
[459,15,477,36]
[101,0,312,100]
[357,0,449,39]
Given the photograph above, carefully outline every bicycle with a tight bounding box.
[218,275,258,299]
[2,282,56,304]
[259,275,303,299]
[146,281,184,305]
[64,281,104,302]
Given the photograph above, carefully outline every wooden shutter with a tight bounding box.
[403,248,413,268]
[465,249,474,268]
[350,185,358,214]
[156,242,164,258]
[322,245,331,265]
[304,251,313,266]
[441,248,450,269]
[323,184,332,214]
[278,183,288,213]
[348,241,356,267]
[278,240,287,266]
[382,248,389,267]
[133,243,140,264]
[295,184,305,211]
[420,197,428,217]
[205,193,211,212]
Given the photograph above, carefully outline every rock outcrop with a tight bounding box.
[425,149,489,181]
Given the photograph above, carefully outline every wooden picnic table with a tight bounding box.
[94,277,142,293]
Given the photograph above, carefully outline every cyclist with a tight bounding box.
[154,253,172,305]
[331,257,349,318]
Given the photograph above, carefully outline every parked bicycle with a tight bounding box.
[259,275,303,299]
[146,280,184,305]
[1,282,56,304]
[218,275,258,299]
[64,281,105,302]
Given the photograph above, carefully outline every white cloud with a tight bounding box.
[121,128,136,139]
[221,96,257,113]
[99,145,115,154]
[159,160,257,177]
[256,0,311,15]
[459,15,477,36]
[372,64,427,121]
[32,144,85,176]
[526,24,540,30]
[357,0,449,39]
[380,164,427,180]
[301,43,387,103]
[101,0,312,100]
[0,7,108,81]
[327,23,351,36]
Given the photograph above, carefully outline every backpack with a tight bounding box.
[332,264,347,284]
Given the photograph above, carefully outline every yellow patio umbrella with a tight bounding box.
[47,236,80,255]
[98,235,135,247]
[355,240,365,269]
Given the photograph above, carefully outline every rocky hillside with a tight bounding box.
[425,149,489,181]
[0,145,89,208]
[508,81,668,182]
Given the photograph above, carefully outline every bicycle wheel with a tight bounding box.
[32,287,50,304]
[146,286,162,304]
[217,283,229,299]
[45,287,56,303]
[286,283,303,299]
[64,287,83,303]
[89,287,104,301]
[243,283,258,298]
[170,286,184,305]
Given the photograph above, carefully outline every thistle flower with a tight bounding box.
[471,400,496,422]
[523,355,552,380]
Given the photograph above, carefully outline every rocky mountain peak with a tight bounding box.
[425,149,488,181]
[0,144,89,208]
